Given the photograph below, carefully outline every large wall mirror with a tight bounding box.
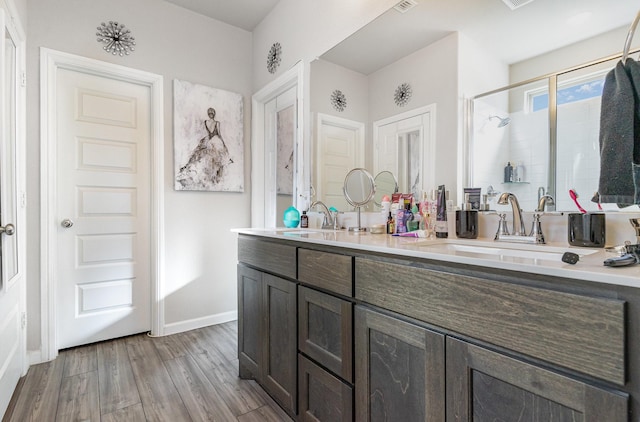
[304,0,638,214]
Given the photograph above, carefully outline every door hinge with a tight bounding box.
[20,72,26,87]
[21,312,26,329]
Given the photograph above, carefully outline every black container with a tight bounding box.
[568,213,605,247]
[456,210,478,239]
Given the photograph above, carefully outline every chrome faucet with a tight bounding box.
[497,192,526,236]
[309,200,336,230]
[536,194,554,212]
[495,192,546,244]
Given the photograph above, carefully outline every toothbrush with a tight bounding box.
[569,189,587,214]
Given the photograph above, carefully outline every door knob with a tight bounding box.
[61,219,74,228]
[0,223,15,236]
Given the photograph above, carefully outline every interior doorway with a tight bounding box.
[40,48,165,359]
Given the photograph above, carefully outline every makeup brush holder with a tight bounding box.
[568,213,605,247]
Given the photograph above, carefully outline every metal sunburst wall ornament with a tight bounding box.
[394,82,412,107]
[267,42,282,74]
[96,21,136,56]
[330,89,347,112]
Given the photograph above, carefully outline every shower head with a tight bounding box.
[489,115,511,128]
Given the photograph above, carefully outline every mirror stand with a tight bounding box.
[343,168,376,232]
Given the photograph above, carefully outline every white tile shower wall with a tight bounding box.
[556,97,601,212]
[499,109,549,212]
[475,93,607,214]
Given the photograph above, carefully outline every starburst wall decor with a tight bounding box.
[96,21,136,57]
[330,89,347,112]
[394,82,412,107]
[267,42,282,74]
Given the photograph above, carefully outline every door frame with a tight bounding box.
[40,48,165,361]
[251,61,305,227]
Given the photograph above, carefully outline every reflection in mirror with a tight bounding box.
[343,168,375,232]
[373,105,435,200]
[470,51,636,212]
[276,103,296,223]
[373,171,398,206]
[309,1,638,213]
[312,113,365,212]
[471,79,549,213]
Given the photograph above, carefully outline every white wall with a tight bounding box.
[26,0,252,352]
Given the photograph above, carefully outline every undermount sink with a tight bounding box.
[412,239,598,262]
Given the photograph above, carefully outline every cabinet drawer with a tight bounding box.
[298,249,353,296]
[355,257,626,385]
[299,354,353,422]
[238,235,296,279]
[298,286,353,382]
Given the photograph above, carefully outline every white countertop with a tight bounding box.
[233,227,640,289]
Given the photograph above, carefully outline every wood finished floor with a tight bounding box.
[2,321,293,422]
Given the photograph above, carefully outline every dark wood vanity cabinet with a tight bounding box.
[237,237,297,417]
[354,306,445,422]
[446,337,628,421]
[297,248,354,421]
[237,234,635,421]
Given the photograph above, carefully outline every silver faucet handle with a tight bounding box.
[529,213,546,243]
[494,213,510,239]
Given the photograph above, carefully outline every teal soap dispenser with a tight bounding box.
[283,206,300,228]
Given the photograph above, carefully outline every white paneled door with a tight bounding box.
[316,114,364,212]
[56,68,151,349]
[0,8,25,419]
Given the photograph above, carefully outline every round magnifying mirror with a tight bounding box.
[373,171,398,206]
[343,168,375,232]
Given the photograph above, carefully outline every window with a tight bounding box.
[526,70,608,113]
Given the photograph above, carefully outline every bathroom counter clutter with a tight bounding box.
[232,227,640,288]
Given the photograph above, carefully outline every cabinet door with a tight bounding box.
[299,286,353,382]
[446,337,628,422]
[263,273,298,415]
[355,306,445,421]
[237,264,263,380]
[299,354,353,422]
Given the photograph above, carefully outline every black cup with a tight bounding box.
[567,213,605,247]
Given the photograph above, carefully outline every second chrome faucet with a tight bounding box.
[495,192,553,244]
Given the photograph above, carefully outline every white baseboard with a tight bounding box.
[27,349,44,365]
[160,310,238,337]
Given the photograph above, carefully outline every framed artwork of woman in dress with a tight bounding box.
[174,79,244,192]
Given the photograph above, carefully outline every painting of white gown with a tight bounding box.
[174,79,244,192]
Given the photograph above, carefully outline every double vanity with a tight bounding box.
[235,227,640,421]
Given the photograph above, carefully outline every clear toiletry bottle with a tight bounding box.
[300,210,308,228]
[456,193,478,239]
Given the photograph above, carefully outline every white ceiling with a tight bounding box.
[322,0,640,74]
[161,0,639,73]
[162,0,279,31]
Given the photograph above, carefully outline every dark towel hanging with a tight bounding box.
[597,60,636,205]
